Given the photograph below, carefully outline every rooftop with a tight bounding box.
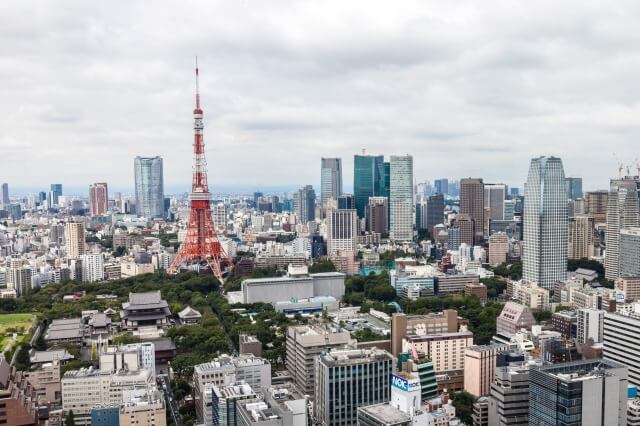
[319,348,392,366]
[358,403,412,423]
[123,291,169,310]
[194,354,269,374]
[536,359,626,382]
[30,349,74,364]
[214,382,256,399]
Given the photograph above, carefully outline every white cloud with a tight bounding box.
[1,0,639,194]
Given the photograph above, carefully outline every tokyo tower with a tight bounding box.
[168,60,234,282]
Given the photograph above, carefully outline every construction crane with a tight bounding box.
[613,153,624,177]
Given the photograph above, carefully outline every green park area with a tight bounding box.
[0,313,35,351]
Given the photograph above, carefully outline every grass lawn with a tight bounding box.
[0,314,35,351]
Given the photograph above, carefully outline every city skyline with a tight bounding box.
[3,1,640,191]
[3,3,640,425]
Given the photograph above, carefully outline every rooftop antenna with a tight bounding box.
[195,56,201,111]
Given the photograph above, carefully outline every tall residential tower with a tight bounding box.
[389,155,414,241]
[604,177,640,280]
[89,182,109,217]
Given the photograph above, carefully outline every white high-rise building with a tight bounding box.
[213,202,226,232]
[326,208,358,255]
[65,222,86,258]
[320,158,343,205]
[603,309,640,386]
[390,155,414,242]
[82,254,104,283]
[523,156,568,289]
[577,308,604,345]
[605,178,640,280]
[1,183,9,208]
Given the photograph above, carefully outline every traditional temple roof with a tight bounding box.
[178,306,202,320]
[122,291,169,311]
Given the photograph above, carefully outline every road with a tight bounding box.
[159,375,182,426]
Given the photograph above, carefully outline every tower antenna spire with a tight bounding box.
[195,56,200,110]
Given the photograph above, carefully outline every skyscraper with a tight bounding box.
[585,190,609,224]
[523,156,568,289]
[320,158,342,205]
[568,215,595,260]
[367,197,388,234]
[455,214,474,247]
[434,178,448,195]
[65,222,86,258]
[89,182,109,217]
[0,183,8,208]
[382,161,390,200]
[565,177,583,200]
[296,185,316,223]
[337,194,355,210]
[134,156,165,218]
[484,183,506,221]
[354,154,384,218]
[620,227,640,277]
[604,310,640,386]
[605,178,640,280]
[326,208,358,255]
[50,184,63,205]
[425,193,445,238]
[460,178,484,244]
[389,155,414,242]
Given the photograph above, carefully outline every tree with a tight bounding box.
[309,259,337,273]
[533,310,552,323]
[451,391,476,425]
[112,333,141,345]
[34,333,47,351]
[480,278,507,298]
[493,261,522,280]
[14,344,31,371]
[65,410,76,426]
[113,246,127,257]
[352,328,385,342]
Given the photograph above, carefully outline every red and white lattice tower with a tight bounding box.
[168,60,234,281]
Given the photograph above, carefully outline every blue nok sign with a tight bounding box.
[391,374,409,391]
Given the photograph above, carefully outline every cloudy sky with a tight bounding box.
[2,1,640,195]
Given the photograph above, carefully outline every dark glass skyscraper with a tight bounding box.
[434,178,449,195]
[337,194,355,210]
[353,154,384,218]
[565,177,583,200]
[296,185,316,223]
[426,193,445,236]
